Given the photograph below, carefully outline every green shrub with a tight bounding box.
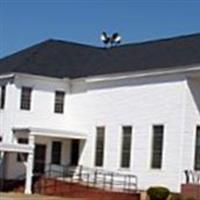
[147,186,170,200]
[170,194,183,200]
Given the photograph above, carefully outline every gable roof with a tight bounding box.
[1,33,200,78]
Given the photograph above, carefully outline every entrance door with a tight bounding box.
[34,144,46,175]
[70,140,79,166]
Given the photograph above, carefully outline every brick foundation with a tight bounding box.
[34,177,140,200]
[181,184,200,199]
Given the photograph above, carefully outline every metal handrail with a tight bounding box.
[184,170,200,184]
[41,164,138,192]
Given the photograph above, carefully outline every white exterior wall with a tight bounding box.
[65,74,187,192]
[181,77,200,180]
[0,81,17,143]
[0,75,73,179]
[1,72,199,192]
[13,75,70,131]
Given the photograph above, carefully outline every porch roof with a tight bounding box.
[0,142,33,153]
[13,127,87,140]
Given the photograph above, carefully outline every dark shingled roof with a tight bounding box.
[0,33,200,78]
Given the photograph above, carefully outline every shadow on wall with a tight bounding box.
[188,78,200,116]
[71,73,185,94]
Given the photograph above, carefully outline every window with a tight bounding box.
[0,85,6,109]
[95,127,105,167]
[121,126,132,168]
[70,140,80,166]
[151,125,164,169]
[54,91,65,113]
[17,138,28,162]
[20,87,32,110]
[51,141,62,165]
[194,126,200,170]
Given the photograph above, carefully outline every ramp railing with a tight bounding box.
[40,164,138,193]
[184,170,200,184]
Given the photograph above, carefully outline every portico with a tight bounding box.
[0,134,34,194]
[0,127,87,194]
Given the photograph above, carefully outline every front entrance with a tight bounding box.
[34,144,46,174]
[70,140,79,166]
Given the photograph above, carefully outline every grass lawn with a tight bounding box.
[0,192,86,200]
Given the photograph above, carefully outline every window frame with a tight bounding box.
[20,87,32,110]
[95,126,105,167]
[151,125,164,169]
[0,85,6,109]
[17,138,28,162]
[54,90,65,114]
[51,141,62,165]
[194,126,200,171]
[120,126,132,168]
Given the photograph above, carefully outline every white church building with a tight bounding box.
[0,33,200,194]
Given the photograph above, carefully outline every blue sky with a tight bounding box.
[0,0,200,58]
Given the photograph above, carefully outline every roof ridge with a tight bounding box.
[43,32,200,49]
[43,38,103,49]
[117,32,200,48]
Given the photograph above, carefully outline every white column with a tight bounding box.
[25,134,35,194]
[25,152,33,194]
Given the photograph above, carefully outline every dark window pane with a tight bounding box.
[17,153,28,162]
[70,140,79,166]
[20,87,32,110]
[121,126,132,168]
[95,127,105,167]
[18,138,28,144]
[194,127,200,170]
[151,125,164,169]
[0,86,6,109]
[54,91,65,113]
[17,138,28,162]
[51,141,62,164]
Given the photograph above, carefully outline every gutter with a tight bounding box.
[84,65,200,83]
[1,64,200,83]
[0,73,15,80]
